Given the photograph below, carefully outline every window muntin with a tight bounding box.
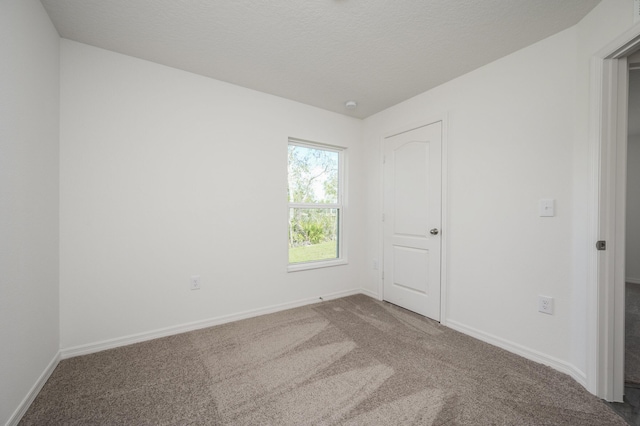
[288,141,344,268]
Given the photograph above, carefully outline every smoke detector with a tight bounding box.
[345,100,357,110]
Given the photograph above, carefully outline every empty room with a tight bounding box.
[2,0,639,424]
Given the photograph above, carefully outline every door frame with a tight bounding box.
[378,115,449,324]
[588,25,640,402]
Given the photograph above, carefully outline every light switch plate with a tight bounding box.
[539,199,555,217]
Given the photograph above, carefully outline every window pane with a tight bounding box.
[288,208,338,263]
[288,145,339,204]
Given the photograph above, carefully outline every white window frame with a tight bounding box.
[287,138,347,272]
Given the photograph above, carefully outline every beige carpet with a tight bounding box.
[20,294,625,425]
[627,282,640,385]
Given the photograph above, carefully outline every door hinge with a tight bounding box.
[596,240,606,251]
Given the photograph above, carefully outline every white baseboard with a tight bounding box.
[6,351,60,426]
[626,277,640,285]
[446,320,587,389]
[61,288,365,359]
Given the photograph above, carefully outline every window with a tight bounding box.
[288,140,345,270]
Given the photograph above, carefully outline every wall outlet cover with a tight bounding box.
[538,295,553,315]
[190,275,201,290]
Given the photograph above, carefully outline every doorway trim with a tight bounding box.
[589,25,640,402]
[377,114,449,325]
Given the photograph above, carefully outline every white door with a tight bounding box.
[383,122,442,320]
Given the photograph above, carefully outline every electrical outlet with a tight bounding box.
[538,296,553,315]
[190,275,201,290]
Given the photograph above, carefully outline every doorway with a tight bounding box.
[382,121,443,320]
[591,29,640,403]
[624,60,640,396]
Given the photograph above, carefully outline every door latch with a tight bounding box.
[596,240,606,251]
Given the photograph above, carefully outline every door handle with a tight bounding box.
[430,228,439,235]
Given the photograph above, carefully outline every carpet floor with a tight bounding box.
[627,283,640,385]
[20,294,626,425]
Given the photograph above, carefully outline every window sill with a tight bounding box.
[287,258,348,272]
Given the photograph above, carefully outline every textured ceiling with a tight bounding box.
[40,0,601,118]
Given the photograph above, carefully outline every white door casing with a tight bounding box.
[589,25,640,402]
[383,122,442,320]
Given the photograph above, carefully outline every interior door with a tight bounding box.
[383,122,442,320]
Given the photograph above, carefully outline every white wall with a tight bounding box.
[59,40,364,350]
[362,0,637,388]
[627,136,640,283]
[0,1,60,424]
[363,27,579,376]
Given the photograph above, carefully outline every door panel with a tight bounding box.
[394,142,429,236]
[393,246,429,294]
[383,122,442,320]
